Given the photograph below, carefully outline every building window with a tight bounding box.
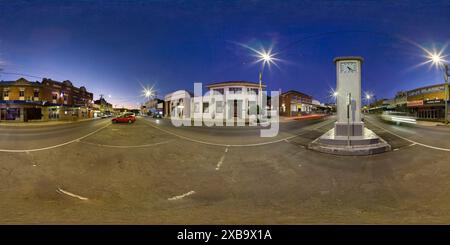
[3,88,9,98]
[33,89,39,98]
[194,102,200,113]
[216,101,223,113]
[52,93,58,100]
[248,101,257,115]
[291,104,297,112]
[213,88,224,95]
[247,88,259,95]
[203,102,209,113]
[19,88,25,97]
[229,87,242,94]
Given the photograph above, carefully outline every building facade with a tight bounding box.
[0,78,94,122]
[143,98,164,116]
[163,81,269,120]
[199,81,266,120]
[279,90,313,117]
[93,96,113,117]
[406,83,450,121]
[164,90,192,118]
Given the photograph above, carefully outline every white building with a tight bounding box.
[196,81,266,120]
[163,81,270,122]
[164,90,192,118]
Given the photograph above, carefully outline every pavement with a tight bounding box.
[2,115,450,224]
[0,117,99,127]
[415,120,450,127]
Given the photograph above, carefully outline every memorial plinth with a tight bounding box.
[308,56,390,155]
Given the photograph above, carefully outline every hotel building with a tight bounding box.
[0,77,94,122]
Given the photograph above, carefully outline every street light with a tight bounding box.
[425,49,449,123]
[141,85,155,101]
[254,47,279,119]
[364,91,373,105]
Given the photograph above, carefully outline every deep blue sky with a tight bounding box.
[0,0,449,108]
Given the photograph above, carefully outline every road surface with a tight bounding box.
[1,115,450,224]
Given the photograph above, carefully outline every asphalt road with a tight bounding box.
[1,115,450,224]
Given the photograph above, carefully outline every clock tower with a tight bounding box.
[308,56,391,155]
[334,56,364,136]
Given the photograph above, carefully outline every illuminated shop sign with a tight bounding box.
[424,99,444,105]
[407,85,444,97]
[407,100,424,107]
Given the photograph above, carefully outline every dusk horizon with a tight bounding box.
[1,0,449,108]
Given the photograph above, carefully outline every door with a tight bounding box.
[233,100,237,118]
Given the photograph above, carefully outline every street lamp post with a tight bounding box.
[422,48,449,123]
[428,53,449,123]
[256,49,277,121]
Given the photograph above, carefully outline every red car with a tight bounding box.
[112,113,136,124]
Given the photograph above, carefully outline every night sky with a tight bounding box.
[0,0,449,108]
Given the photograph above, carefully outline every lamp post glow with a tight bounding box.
[141,85,155,101]
[426,51,449,124]
[255,48,278,119]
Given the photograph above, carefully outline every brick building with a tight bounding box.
[0,77,94,122]
[279,90,313,117]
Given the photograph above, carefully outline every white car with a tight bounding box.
[381,111,416,125]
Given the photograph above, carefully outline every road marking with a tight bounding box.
[168,190,195,201]
[366,118,450,152]
[143,118,334,148]
[57,188,89,201]
[80,139,172,148]
[215,147,228,171]
[0,122,110,153]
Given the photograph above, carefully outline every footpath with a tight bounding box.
[0,117,99,127]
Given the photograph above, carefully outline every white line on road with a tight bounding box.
[366,118,450,152]
[215,147,228,171]
[168,190,195,201]
[80,139,172,148]
[57,188,89,201]
[143,118,334,148]
[0,122,111,153]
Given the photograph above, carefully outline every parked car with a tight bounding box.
[112,113,136,124]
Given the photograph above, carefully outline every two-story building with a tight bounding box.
[279,90,313,117]
[0,77,94,122]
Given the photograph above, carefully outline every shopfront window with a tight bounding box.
[49,108,59,119]
[3,108,20,120]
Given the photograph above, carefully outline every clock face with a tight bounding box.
[339,62,357,73]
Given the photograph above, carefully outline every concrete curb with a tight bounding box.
[308,136,391,156]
